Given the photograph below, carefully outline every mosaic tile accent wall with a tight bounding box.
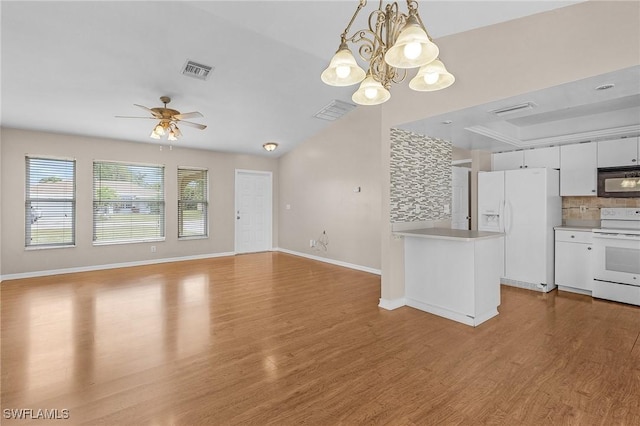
[390,128,452,223]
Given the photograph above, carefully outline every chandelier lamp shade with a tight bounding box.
[321,0,455,106]
[409,59,455,91]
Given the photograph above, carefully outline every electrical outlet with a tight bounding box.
[310,239,315,248]
[151,245,156,253]
[579,205,587,213]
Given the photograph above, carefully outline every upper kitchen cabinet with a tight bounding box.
[597,136,640,167]
[492,151,524,171]
[522,146,560,169]
[492,146,560,171]
[560,142,598,196]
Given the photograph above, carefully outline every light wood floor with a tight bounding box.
[1,252,639,425]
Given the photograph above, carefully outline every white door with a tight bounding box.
[451,166,470,230]
[235,170,272,254]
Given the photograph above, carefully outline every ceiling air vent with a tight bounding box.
[314,100,357,121]
[181,60,213,80]
[488,102,536,117]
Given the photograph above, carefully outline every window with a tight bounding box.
[25,157,76,247]
[178,168,208,238]
[93,161,165,244]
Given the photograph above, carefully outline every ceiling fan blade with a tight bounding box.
[178,120,207,130]
[115,116,158,119]
[134,104,162,118]
[173,111,203,120]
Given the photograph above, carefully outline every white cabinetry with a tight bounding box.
[492,147,560,171]
[560,142,597,196]
[492,151,523,171]
[555,229,593,295]
[597,136,640,167]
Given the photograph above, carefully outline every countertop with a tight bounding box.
[394,228,505,242]
[555,226,599,232]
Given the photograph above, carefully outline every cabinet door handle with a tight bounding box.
[587,247,592,250]
[591,189,596,193]
[571,235,575,238]
[632,158,637,162]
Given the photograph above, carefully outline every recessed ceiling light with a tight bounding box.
[442,120,453,125]
[595,83,615,91]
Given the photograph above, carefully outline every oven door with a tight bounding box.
[592,231,640,286]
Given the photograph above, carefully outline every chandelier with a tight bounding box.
[321,0,455,106]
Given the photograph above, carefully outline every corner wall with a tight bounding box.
[0,128,278,277]
[277,106,382,272]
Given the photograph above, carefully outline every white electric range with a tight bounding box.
[592,208,640,306]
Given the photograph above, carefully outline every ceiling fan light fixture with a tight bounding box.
[153,123,166,136]
[150,131,161,139]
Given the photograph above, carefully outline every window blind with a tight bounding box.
[25,157,76,247]
[178,168,208,238]
[93,161,165,244]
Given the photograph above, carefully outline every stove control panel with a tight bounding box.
[600,208,640,220]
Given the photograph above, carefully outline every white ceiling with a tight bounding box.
[399,65,640,152]
[1,1,587,157]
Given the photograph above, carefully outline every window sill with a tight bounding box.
[25,244,76,251]
[178,235,209,241]
[93,238,165,247]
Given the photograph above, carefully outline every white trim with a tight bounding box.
[405,297,498,327]
[452,159,472,166]
[275,248,381,275]
[0,251,235,281]
[558,285,592,296]
[378,298,406,310]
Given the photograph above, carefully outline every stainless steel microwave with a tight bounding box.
[597,166,640,198]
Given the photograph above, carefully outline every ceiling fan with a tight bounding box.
[116,96,207,141]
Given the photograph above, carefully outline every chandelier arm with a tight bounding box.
[341,0,368,41]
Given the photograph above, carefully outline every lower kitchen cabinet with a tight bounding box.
[555,229,593,295]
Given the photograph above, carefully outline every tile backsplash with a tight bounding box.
[563,196,640,222]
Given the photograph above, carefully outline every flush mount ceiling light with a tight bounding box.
[321,0,455,106]
[263,142,279,152]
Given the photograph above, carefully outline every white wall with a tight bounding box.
[0,128,278,277]
[278,106,382,271]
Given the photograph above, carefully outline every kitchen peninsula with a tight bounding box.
[395,228,505,327]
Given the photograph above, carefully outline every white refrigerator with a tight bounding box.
[477,168,561,292]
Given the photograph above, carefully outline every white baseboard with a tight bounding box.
[557,285,592,296]
[0,252,236,281]
[378,298,406,310]
[275,248,381,275]
[405,298,498,327]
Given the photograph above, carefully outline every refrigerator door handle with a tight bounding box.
[498,200,505,232]
[504,200,511,234]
